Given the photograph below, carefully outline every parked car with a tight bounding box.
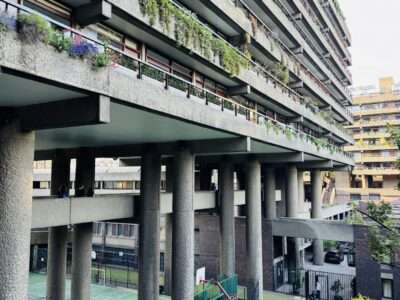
[325,251,343,264]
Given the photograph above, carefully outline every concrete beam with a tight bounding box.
[298,160,333,169]
[74,1,112,27]
[288,116,304,124]
[258,152,304,163]
[292,13,302,21]
[20,96,110,131]
[291,46,304,55]
[227,85,251,96]
[289,81,304,89]
[272,218,354,242]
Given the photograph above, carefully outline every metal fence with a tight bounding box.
[274,268,355,300]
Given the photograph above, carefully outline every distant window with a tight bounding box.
[369,194,381,201]
[350,194,361,201]
[382,279,393,299]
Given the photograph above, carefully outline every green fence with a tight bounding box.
[194,275,238,300]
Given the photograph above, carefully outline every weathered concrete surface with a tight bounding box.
[219,160,235,276]
[46,226,68,300]
[245,159,263,300]
[163,159,173,296]
[0,115,35,300]
[71,223,93,300]
[139,150,161,300]
[286,165,298,218]
[264,167,276,219]
[71,150,95,300]
[0,31,354,166]
[311,170,324,265]
[172,147,194,300]
[47,150,70,300]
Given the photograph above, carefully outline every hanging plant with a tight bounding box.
[272,62,289,85]
[140,0,159,26]
[158,0,174,33]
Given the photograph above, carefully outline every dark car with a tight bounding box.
[324,251,343,264]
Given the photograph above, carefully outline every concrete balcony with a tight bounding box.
[106,0,353,143]
[353,107,400,116]
[338,187,400,198]
[347,119,400,129]
[353,93,400,105]
[353,132,391,139]
[204,0,352,124]
[355,156,398,163]
[345,144,397,152]
[353,168,400,176]
[0,25,353,165]
[322,0,352,45]
[258,0,352,85]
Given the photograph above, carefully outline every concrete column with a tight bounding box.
[297,171,305,214]
[245,159,263,300]
[264,166,276,219]
[199,166,213,190]
[172,147,194,300]
[219,159,235,276]
[163,159,173,296]
[139,150,161,300]
[286,165,300,279]
[311,170,324,266]
[31,245,39,272]
[71,149,95,300]
[286,164,298,218]
[47,150,70,300]
[0,115,35,300]
[71,223,93,300]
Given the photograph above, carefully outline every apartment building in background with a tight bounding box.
[338,77,400,203]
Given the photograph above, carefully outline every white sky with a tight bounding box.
[339,0,400,87]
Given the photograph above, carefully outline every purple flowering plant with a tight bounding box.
[69,38,98,59]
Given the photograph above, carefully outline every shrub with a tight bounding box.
[17,13,51,43]
[49,30,72,52]
[92,50,110,69]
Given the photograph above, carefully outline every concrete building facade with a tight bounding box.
[339,77,400,202]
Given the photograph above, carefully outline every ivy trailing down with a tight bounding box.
[271,62,290,85]
[139,0,249,76]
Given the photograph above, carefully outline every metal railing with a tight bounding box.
[233,0,352,121]
[0,0,352,158]
[272,0,352,82]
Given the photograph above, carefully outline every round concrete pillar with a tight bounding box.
[219,159,235,277]
[47,150,70,300]
[71,223,93,300]
[163,159,173,296]
[264,167,276,220]
[71,149,95,300]
[172,147,194,300]
[139,150,161,300]
[311,170,324,266]
[286,164,298,218]
[297,171,305,214]
[245,159,263,300]
[0,115,35,300]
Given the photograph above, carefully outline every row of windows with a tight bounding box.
[93,222,138,238]
[33,180,167,190]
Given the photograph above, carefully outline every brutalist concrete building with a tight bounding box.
[0,0,356,299]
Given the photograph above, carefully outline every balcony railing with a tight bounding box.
[0,0,352,158]
[272,0,352,82]
[232,0,352,121]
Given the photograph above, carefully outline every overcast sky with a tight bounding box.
[339,0,400,87]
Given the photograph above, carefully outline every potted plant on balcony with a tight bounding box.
[17,13,51,44]
[330,279,344,300]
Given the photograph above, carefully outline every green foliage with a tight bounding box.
[92,50,111,69]
[0,23,7,34]
[324,240,338,251]
[48,30,72,52]
[139,0,158,25]
[272,62,290,85]
[140,0,249,75]
[366,202,400,264]
[347,203,364,225]
[352,295,370,300]
[18,13,52,43]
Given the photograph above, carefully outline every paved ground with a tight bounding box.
[29,272,298,300]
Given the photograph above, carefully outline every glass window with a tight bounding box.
[382,279,393,299]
